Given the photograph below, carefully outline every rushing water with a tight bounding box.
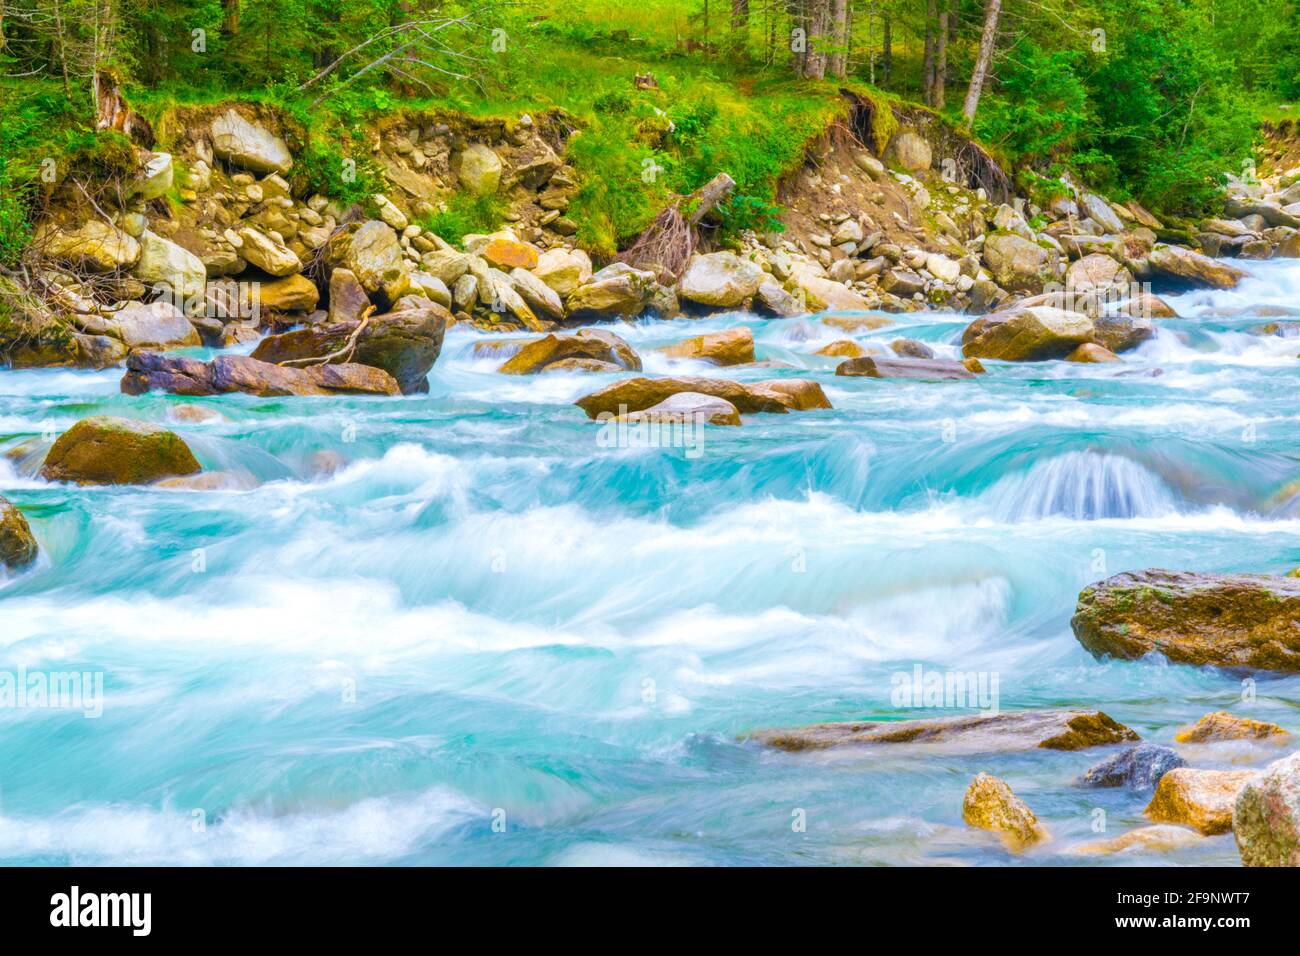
[1,258,1299,866]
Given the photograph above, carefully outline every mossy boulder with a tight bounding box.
[1234,751,1300,866]
[1071,569,1300,672]
[962,773,1047,851]
[39,417,201,485]
[0,496,39,571]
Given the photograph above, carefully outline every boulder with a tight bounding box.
[133,231,206,303]
[576,377,828,418]
[1175,711,1288,744]
[891,338,935,359]
[1234,751,1300,866]
[250,304,449,394]
[884,130,932,171]
[39,416,201,485]
[659,328,755,366]
[962,773,1048,851]
[499,329,640,375]
[0,496,38,572]
[121,352,400,397]
[210,109,293,174]
[97,300,201,350]
[483,237,540,271]
[793,274,874,311]
[1081,193,1125,233]
[127,152,174,202]
[618,391,741,427]
[326,220,406,297]
[1080,744,1186,792]
[565,267,654,319]
[1066,253,1131,293]
[420,250,472,286]
[1066,342,1120,363]
[962,306,1095,361]
[1145,768,1257,835]
[1070,825,1202,856]
[1071,569,1300,673]
[533,248,592,297]
[36,221,140,272]
[485,269,546,331]
[749,709,1138,753]
[454,143,503,195]
[981,233,1056,293]
[754,279,801,317]
[327,268,371,324]
[408,272,452,309]
[508,267,565,319]
[540,357,622,373]
[755,379,833,411]
[1148,245,1245,289]
[836,356,973,380]
[1092,314,1155,353]
[816,339,867,358]
[257,274,319,313]
[678,252,765,309]
[1119,292,1178,319]
[237,228,301,277]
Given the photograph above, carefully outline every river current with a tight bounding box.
[1,259,1298,865]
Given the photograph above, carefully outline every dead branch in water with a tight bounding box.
[278,306,376,368]
[617,173,736,283]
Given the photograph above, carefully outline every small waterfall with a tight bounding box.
[985,451,1178,521]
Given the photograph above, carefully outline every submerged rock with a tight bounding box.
[576,376,829,418]
[835,356,974,380]
[0,495,39,571]
[1071,569,1300,673]
[1066,342,1121,363]
[499,329,640,375]
[659,328,755,366]
[40,416,201,485]
[1070,824,1202,857]
[1234,751,1300,866]
[962,773,1047,851]
[1175,711,1289,744]
[251,304,448,394]
[121,352,400,397]
[755,379,833,411]
[1145,768,1257,835]
[1080,744,1186,792]
[749,709,1138,753]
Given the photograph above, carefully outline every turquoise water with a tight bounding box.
[1,259,1298,866]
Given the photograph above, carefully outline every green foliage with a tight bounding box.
[975,43,1091,164]
[418,194,509,246]
[716,194,785,238]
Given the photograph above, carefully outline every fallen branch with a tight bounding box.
[278,306,376,368]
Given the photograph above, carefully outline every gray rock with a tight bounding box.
[1080,744,1187,792]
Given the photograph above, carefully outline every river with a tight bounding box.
[1,258,1297,865]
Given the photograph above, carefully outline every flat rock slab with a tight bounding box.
[122,352,401,397]
[1072,568,1300,673]
[749,709,1138,754]
[835,356,974,380]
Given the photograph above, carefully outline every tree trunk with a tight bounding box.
[828,0,848,78]
[882,10,892,86]
[934,3,950,109]
[223,0,241,35]
[963,0,1001,123]
[800,0,829,80]
[922,0,936,105]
